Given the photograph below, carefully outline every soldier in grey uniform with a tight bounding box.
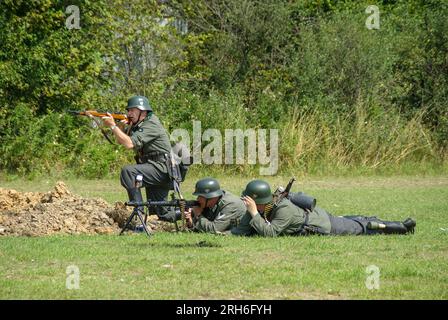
[184,178,246,233]
[231,180,416,237]
[102,95,173,218]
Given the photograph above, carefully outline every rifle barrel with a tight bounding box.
[285,177,296,193]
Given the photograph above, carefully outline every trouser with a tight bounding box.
[120,163,172,215]
[329,215,410,235]
[329,215,364,235]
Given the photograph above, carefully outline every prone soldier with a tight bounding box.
[231,179,416,237]
[184,178,247,233]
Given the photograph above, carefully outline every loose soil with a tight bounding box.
[0,181,174,236]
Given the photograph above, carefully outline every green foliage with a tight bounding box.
[0,105,116,177]
[387,1,448,145]
[0,0,447,177]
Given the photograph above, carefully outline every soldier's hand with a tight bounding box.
[185,209,193,228]
[242,196,258,217]
[192,205,203,218]
[102,112,116,128]
[85,111,94,119]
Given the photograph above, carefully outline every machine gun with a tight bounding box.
[125,199,199,209]
[120,199,200,236]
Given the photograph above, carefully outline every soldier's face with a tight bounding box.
[196,196,218,208]
[196,196,207,208]
[256,204,266,213]
[127,108,147,124]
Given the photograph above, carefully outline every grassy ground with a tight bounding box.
[0,175,447,299]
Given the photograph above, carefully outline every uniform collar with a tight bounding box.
[132,112,153,130]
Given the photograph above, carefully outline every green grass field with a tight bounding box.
[1,175,447,299]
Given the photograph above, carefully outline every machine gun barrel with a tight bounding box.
[125,200,200,208]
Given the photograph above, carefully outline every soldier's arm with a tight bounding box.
[249,209,293,237]
[102,114,134,149]
[111,126,134,149]
[194,216,225,233]
[194,205,236,233]
[230,212,255,236]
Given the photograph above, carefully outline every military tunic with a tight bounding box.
[120,113,173,202]
[230,198,332,237]
[193,191,246,233]
[230,190,414,236]
[129,113,171,162]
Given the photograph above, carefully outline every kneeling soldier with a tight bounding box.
[231,180,416,237]
[185,178,246,233]
[103,95,173,219]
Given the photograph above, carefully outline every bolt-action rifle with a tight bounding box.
[68,110,129,144]
[263,177,296,221]
[68,110,128,121]
[273,177,296,203]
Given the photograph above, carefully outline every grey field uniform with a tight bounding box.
[120,113,173,203]
[233,179,416,237]
[231,194,415,237]
[231,197,332,237]
[192,191,246,233]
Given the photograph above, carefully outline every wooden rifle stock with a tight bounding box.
[68,110,130,144]
[68,110,128,122]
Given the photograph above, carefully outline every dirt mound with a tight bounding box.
[0,189,44,212]
[0,182,175,236]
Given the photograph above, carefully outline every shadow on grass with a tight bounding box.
[128,240,223,249]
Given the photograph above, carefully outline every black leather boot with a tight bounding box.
[402,217,416,234]
[382,221,408,234]
[367,218,415,235]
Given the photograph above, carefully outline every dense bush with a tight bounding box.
[0,0,446,178]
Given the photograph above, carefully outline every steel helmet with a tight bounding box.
[242,180,273,204]
[126,95,152,111]
[192,178,223,199]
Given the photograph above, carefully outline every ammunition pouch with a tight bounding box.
[148,152,168,164]
[178,161,190,182]
[288,192,317,211]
